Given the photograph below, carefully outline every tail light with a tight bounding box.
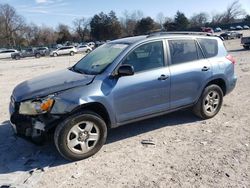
[226,54,236,65]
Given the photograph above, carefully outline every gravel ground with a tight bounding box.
[0,31,250,188]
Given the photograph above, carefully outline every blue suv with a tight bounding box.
[9,33,237,161]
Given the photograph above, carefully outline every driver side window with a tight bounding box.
[122,41,164,73]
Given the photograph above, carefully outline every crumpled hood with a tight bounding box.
[13,69,95,102]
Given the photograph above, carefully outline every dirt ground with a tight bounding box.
[0,31,250,188]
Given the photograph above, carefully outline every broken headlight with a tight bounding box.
[19,96,54,115]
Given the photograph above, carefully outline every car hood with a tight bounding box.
[12,69,95,102]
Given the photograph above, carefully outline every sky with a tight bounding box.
[1,0,250,28]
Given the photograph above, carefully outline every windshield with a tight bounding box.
[73,43,128,75]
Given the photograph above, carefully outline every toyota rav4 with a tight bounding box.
[9,32,237,161]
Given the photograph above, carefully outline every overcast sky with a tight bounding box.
[1,0,249,28]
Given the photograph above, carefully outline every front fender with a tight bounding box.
[50,81,116,127]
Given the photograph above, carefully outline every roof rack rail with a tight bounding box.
[147,31,213,38]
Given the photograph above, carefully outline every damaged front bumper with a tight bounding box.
[9,99,62,140]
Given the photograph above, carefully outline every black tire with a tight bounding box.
[243,45,250,50]
[54,111,107,161]
[193,84,223,119]
[70,51,74,56]
[35,53,41,58]
[86,49,91,53]
[53,53,58,57]
[15,55,21,60]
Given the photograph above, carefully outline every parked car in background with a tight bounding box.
[229,26,236,30]
[214,27,222,32]
[9,32,237,161]
[36,47,50,56]
[77,45,92,53]
[87,42,95,49]
[0,49,18,59]
[241,36,250,49]
[95,41,106,47]
[50,46,77,57]
[235,25,243,30]
[232,31,243,38]
[11,48,44,60]
[243,25,250,30]
[220,31,242,40]
[201,27,214,33]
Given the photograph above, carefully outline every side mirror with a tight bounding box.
[117,64,134,77]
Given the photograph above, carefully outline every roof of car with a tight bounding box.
[110,33,220,46]
[110,36,147,45]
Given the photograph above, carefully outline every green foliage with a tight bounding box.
[134,17,157,35]
[90,11,122,41]
[174,11,190,31]
[245,15,250,24]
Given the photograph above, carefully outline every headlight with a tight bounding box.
[19,96,54,115]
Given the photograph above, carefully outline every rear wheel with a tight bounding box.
[70,51,75,56]
[35,53,41,58]
[86,49,91,53]
[53,53,58,57]
[54,111,107,161]
[193,84,223,119]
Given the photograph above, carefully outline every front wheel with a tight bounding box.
[54,111,107,161]
[243,45,250,50]
[35,53,41,58]
[14,55,21,60]
[193,85,223,119]
[70,51,75,56]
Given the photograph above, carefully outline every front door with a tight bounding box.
[112,41,171,123]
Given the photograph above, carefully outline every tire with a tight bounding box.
[70,51,74,56]
[54,111,107,161]
[35,53,41,58]
[243,45,250,50]
[15,55,21,60]
[193,84,223,119]
[86,49,91,53]
[53,53,58,57]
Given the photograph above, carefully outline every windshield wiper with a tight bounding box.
[69,66,86,74]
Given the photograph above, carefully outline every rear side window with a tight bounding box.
[197,38,218,58]
[169,40,199,65]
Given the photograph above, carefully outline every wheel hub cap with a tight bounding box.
[204,90,220,114]
[66,121,100,154]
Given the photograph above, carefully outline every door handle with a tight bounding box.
[202,66,210,71]
[158,74,169,80]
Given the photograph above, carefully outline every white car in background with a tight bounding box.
[87,42,95,49]
[0,49,19,59]
[77,45,92,53]
[50,46,77,57]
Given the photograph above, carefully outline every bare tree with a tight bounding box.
[120,10,144,36]
[0,4,25,47]
[156,12,165,28]
[211,13,225,24]
[223,0,246,23]
[190,12,209,27]
[73,17,89,42]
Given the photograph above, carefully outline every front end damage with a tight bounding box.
[9,96,63,143]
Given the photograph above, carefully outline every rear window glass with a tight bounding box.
[197,38,218,58]
[169,40,199,65]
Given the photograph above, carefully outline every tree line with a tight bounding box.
[0,0,249,48]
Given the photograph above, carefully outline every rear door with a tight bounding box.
[167,39,212,109]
